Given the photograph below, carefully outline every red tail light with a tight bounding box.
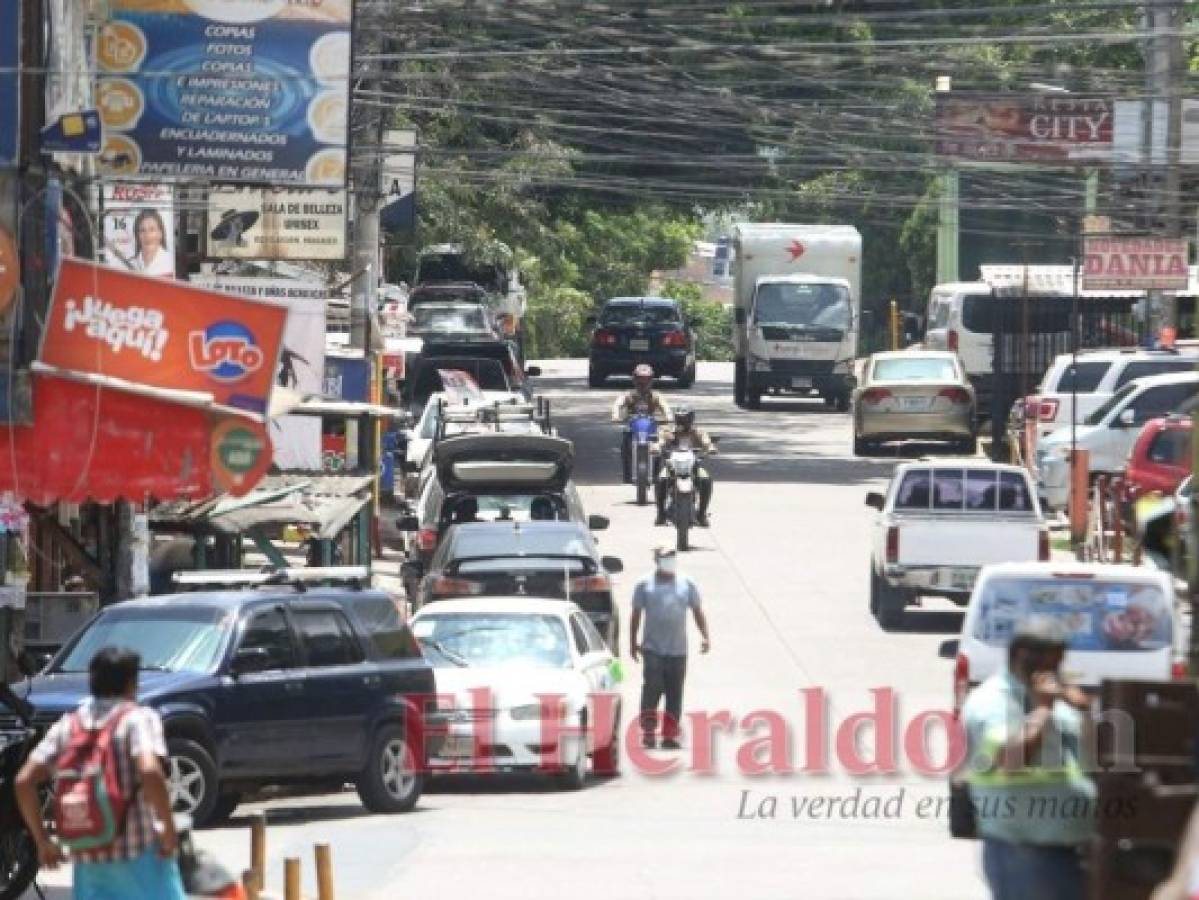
[1039,398,1060,421]
[953,652,970,717]
[885,526,899,563]
[569,574,611,594]
[211,886,248,900]
[592,329,618,348]
[416,527,439,552]
[936,387,972,405]
[1172,659,1188,681]
[947,329,959,351]
[660,331,688,348]
[1038,529,1050,561]
[861,388,893,405]
[430,575,484,597]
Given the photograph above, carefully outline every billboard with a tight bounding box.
[0,0,18,167]
[935,95,1114,164]
[40,258,288,417]
[96,0,351,185]
[1082,237,1190,292]
[101,184,176,278]
[207,186,346,260]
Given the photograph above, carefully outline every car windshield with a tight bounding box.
[412,613,571,668]
[753,283,850,329]
[600,303,680,326]
[872,357,957,382]
[1084,382,1138,425]
[974,577,1173,651]
[411,305,489,333]
[57,607,233,674]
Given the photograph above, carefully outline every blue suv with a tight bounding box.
[10,588,438,825]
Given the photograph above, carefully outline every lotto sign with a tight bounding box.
[40,258,288,417]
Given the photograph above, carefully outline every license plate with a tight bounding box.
[629,339,649,351]
[440,736,476,758]
[791,377,812,389]
[950,569,975,590]
[900,396,930,411]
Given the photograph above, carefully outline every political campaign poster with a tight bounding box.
[102,184,176,278]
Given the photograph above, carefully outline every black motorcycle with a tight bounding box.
[0,680,40,900]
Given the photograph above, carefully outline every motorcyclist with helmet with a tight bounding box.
[655,405,716,527]
[611,364,674,483]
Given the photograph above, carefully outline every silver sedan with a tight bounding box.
[852,350,976,455]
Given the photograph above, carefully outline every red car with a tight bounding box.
[1123,415,1192,506]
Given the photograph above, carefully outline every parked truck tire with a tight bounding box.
[870,567,907,630]
[734,358,747,408]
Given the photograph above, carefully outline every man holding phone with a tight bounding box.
[961,617,1096,900]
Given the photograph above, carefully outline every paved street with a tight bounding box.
[31,360,987,899]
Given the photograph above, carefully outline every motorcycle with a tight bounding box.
[0,680,39,900]
[662,447,700,551]
[626,412,659,506]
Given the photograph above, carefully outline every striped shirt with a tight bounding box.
[31,698,167,863]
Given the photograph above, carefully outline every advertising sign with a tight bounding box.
[96,0,351,185]
[40,258,288,417]
[102,184,176,278]
[207,186,346,260]
[211,418,272,494]
[269,299,325,471]
[188,274,328,303]
[380,128,416,232]
[0,0,17,167]
[935,95,1114,164]
[1083,237,1190,292]
[324,355,369,401]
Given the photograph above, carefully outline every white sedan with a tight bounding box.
[412,597,622,788]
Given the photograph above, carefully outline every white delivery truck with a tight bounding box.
[732,223,862,410]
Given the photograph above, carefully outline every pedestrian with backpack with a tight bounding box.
[15,646,184,899]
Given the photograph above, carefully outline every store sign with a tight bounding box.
[101,184,176,278]
[96,0,351,185]
[1082,237,1190,291]
[0,0,19,166]
[207,186,346,260]
[40,258,288,417]
[188,275,327,303]
[211,418,272,494]
[380,128,416,232]
[935,95,1114,163]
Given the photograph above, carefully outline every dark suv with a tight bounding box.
[588,297,696,388]
[14,588,438,825]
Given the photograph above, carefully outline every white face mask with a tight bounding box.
[656,556,677,576]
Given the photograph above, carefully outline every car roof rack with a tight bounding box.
[435,396,552,441]
[172,566,371,592]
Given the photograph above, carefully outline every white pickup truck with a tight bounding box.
[866,461,1049,629]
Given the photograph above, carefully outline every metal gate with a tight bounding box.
[988,295,1147,455]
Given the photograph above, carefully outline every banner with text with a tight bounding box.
[96,0,350,185]
[935,95,1113,164]
[1083,237,1190,292]
[207,186,346,260]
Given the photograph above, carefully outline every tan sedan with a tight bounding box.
[852,350,976,455]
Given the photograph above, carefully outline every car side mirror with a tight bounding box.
[601,556,624,574]
[865,491,885,511]
[588,514,610,531]
[1118,408,1137,428]
[230,646,272,676]
[395,515,420,531]
[525,366,542,377]
[734,308,746,325]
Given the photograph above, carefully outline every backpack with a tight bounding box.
[52,704,136,851]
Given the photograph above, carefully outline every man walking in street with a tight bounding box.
[960,617,1096,900]
[629,547,710,750]
[17,647,184,900]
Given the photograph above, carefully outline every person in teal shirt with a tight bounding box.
[961,617,1096,900]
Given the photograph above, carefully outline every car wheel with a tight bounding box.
[958,435,978,456]
[734,359,747,407]
[592,714,621,777]
[357,724,424,814]
[677,365,695,389]
[209,792,242,825]
[853,434,872,457]
[588,367,606,388]
[876,580,908,631]
[869,565,881,615]
[746,389,762,411]
[835,394,850,413]
[556,715,588,791]
[167,738,219,826]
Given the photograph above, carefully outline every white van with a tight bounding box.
[923,282,994,381]
[953,562,1182,713]
[1030,349,1199,440]
[1036,371,1199,510]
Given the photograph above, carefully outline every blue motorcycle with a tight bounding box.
[627,412,659,506]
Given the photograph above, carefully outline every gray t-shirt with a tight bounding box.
[633,573,700,657]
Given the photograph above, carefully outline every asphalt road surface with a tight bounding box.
[28,360,988,900]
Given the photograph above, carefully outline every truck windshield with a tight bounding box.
[753,283,850,329]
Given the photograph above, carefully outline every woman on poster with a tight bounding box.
[130,208,174,278]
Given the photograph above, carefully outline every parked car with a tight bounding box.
[411,597,621,786]
[415,521,621,648]
[405,356,516,411]
[852,350,975,455]
[1037,372,1199,511]
[407,301,501,343]
[397,433,594,596]
[588,296,696,388]
[952,561,1183,715]
[1028,349,1199,440]
[865,461,1048,630]
[1123,414,1192,509]
[12,584,438,825]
